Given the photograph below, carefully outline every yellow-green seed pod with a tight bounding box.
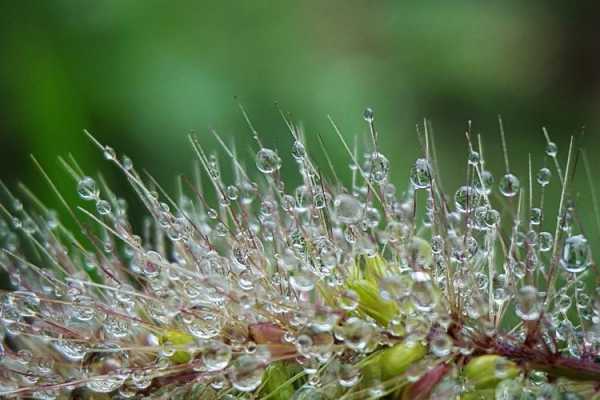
[463,355,519,389]
[160,329,194,364]
[380,341,427,379]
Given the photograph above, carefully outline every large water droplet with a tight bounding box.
[229,355,264,392]
[561,235,590,273]
[499,173,520,197]
[256,148,281,174]
[454,186,480,212]
[78,177,99,201]
[368,152,390,183]
[202,340,231,371]
[409,158,432,189]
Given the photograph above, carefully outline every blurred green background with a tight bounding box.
[1,1,599,241]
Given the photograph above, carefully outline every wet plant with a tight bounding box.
[0,108,599,399]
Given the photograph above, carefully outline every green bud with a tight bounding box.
[463,355,520,389]
[380,341,427,379]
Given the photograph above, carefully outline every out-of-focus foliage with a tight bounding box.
[0,1,599,235]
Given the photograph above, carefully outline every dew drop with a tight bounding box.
[78,177,99,201]
[363,107,374,123]
[409,158,432,189]
[202,340,231,371]
[334,194,362,224]
[336,363,360,387]
[536,167,552,187]
[103,146,116,161]
[499,173,520,197]
[539,232,553,252]
[368,152,390,183]
[96,200,112,215]
[454,186,480,212]
[515,285,541,321]
[256,148,281,174]
[561,235,590,273]
[546,141,558,157]
[292,140,306,160]
[475,170,494,195]
[430,333,453,357]
[229,355,264,392]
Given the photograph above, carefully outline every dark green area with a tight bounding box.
[0,1,599,254]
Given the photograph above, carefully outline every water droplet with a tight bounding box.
[338,289,359,311]
[202,340,231,371]
[226,185,239,201]
[289,271,316,292]
[336,363,360,387]
[546,141,558,157]
[334,194,362,224]
[368,152,390,183]
[122,155,133,170]
[515,285,541,321]
[474,170,494,195]
[456,186,481,213]
[256,148,281,174]
[430,333,453,357]
[229,355,264,392]
[468,150,480,165]
[96,200,112,215]
[409,158,432,189]
[103,146,116,161]
[363,107,374,123]
[529,207,542,225]
[84,351,129,393]
[72,295,96,321]
[536,167,552,187]
[78,177,99,201]
[561,235,590,273]
[499,173,520,197]
[539,232,553,252]
[292,140,306,160]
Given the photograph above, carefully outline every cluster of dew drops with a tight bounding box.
[0,109,598,399]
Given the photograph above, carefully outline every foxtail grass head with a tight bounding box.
[0,109,599,399]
